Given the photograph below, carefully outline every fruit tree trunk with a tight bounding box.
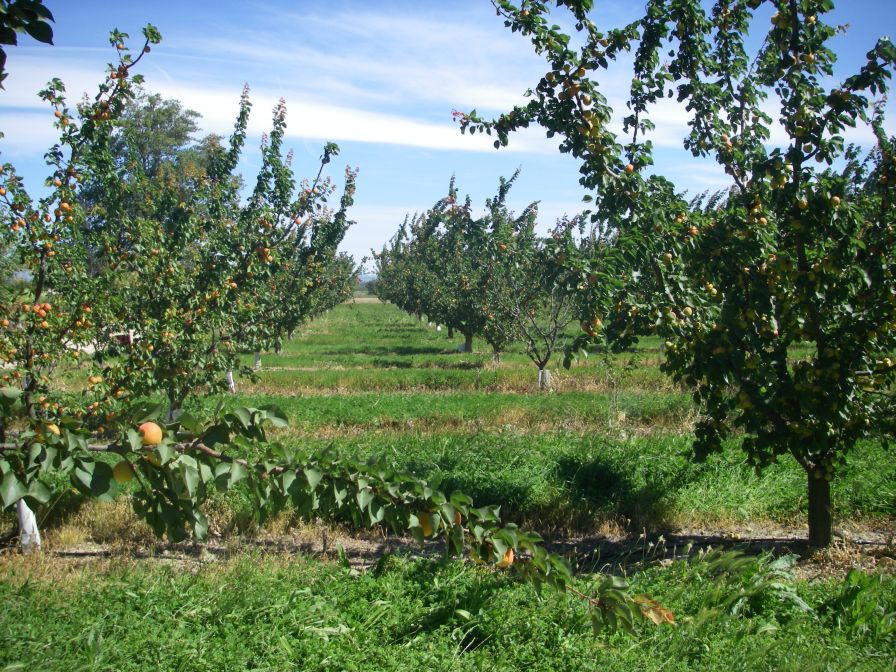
[254,351,262,371]
[537,367,552,391]
[807,471,832,548]
[463,332,474,353]
[16,500,41,552]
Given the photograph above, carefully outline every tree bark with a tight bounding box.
[463,332,474,353]
[447,326,454,339]
[537,367,552,391]
[226,370,237,394]
[491,348,501,367]
[254,351,262,371]
[16,500,41,552]
[807,471,832,547]
[166,388,184,422]
[1,418,41,551]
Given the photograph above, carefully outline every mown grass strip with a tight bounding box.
[1,553,892,672]
[206,431,895,535]
[190,389,694,435]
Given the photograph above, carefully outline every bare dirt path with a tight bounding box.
[3,518,892,580]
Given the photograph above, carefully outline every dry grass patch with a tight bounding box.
[43,498,155,550]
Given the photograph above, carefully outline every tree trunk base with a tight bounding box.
[807,471,832,548]
[16,500,41,552]
[537,368,552,391]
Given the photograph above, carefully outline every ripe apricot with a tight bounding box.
[139,421,163,446]
[497,548,515,569]
[419,513,433,537]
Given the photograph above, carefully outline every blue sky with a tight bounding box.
[1,1,894,266]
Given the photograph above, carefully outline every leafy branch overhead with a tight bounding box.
[0,0,54,88]
[0,385,672,634]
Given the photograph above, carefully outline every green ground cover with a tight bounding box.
[3,300,894,671]
[1,553,893,671]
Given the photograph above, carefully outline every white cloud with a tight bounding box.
[173,14,542,114]
[0,110,58,155]
[1,46,555,157]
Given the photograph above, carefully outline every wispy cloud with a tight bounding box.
[1,34,553,157]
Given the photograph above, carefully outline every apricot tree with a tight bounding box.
[460,0,896,546]
[77,85,357,412]
[0,23,672,636]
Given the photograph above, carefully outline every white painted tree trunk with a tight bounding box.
[226,369,237,394]
[16,500,41,552]
[254,351,262,371]
[537,368,552,391]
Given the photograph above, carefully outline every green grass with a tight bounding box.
[1,553,893,671]
[228,301,672,394]
[3,300,896,671]
[189,388,694,434]
[36,301,896,535]
[209,431,895,534]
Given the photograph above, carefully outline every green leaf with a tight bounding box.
[156,443,176,465]
[192,510,208,540]
[132,401,164,423]
[280,470,296,492]
[230,461,247,484]
[231,407,252,429]
[181,465,200,499]
[0,471,26,508]
[203,424,230,447]
[305,467,323,490]
[127,428,143,452]
[26,479,52,504]
[0,27,18,47]
[177,412,203,435]
[260,404,289,427]
[24,19,53,45]
[356,488,374,510]
[72,460,114,500]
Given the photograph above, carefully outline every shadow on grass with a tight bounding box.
[546,529,819,578]
[321,345,447,357]
[554,454,675,530]
[388,556,512,649]
[369,357,485,371]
